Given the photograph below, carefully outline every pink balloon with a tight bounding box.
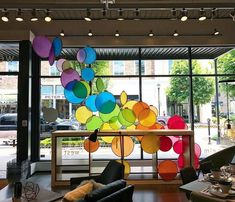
[33,36,52,58]
[173,140,183,154]
[194,143,201,158]
[49,46,55,66]
[76,48,86,63]
[60,68,80,88]
[56,59,66,72]
[167,115,186,129]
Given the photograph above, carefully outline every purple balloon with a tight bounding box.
[33,36,52,58]
[60,68,80,88]
[76,48,86,63]
[49,46,55,66]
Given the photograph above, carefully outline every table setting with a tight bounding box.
[200,163,235,199]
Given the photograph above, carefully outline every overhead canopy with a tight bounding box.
[0,43,233,60]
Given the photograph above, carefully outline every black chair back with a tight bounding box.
[99,160,125,184]
[199,160,214,176]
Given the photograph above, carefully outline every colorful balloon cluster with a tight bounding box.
[32,36,201,181]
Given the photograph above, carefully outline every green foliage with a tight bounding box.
[217,50,235,97]
[166,60,215,105]
[96,78,105,92]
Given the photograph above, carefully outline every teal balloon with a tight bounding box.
[73,81,90,99]
[52,37,62,57]
[81,68,95,81]
[85,95,97,112]
[95,92,116,114]
[84,46,96,64]
[99,104,120,122]
[64,81,84,104]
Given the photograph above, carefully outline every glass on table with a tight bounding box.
[220,165,232,179]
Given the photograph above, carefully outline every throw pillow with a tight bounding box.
[62,181,93,202]
[80,179,105,191]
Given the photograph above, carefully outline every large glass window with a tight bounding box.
[0,43,18,178]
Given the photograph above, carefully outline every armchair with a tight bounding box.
[70,160,124,190]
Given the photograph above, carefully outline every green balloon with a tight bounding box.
[86,116,103,131]
[109,116,122,130]
[96,78,105,93]
[118,108,136,127]
[99,104,120,122]
[73,81,90,98]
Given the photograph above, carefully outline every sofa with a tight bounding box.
[63,180,134,202]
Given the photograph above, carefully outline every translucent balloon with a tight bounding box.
[138,109,157,127]
[56,59,66,72]
[86,116,103,131]
[123,100,138,110]
[49,46,55,66]
[96,78,105,93]
[118,108,136,127]
[160,136,172,152]
[73,81,90,99]
[116,160,131,178]
[84,46,96,64]
[99,104,120,122]
[76,48,86,63]
[167,115,186,129]
[100,123,114,143]
[120,91,128,106]
[158,160,178,180]
[64,81,84,104]
[95,92,116,114]
[60,68,80,88]
[150,105,158,117]
[141,135,160,154]
[75,106,93,124]
[173,140,183,154]
[111,136,134,157]
[133,101,149,118]
[85,95,98,112]
[62,60,71,71]
[32,36,52,58]
[84,138,99,153]
[52,37,62,57]
[81,68,95,81]
[109,116,122,130]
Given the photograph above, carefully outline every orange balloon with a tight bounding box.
[138,108,156,127]
[133,101,149,118]
[158,160,178,181]
[149,123,165,129]
[111,136,134,157]
[84,138,100,153]
[141,135,160,154]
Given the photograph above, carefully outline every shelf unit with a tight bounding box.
[51,129,194,187]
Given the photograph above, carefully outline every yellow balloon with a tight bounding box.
[75,106,93,124]
[120,91,128,106]
[100,123,114,143]
[141,135,160,154]
[126,125,136,130]
[123,100,138,110]
[117,160,131,178]
[150,105,158,117]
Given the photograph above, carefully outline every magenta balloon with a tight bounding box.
[49,47,55,66]
[56,59,66,72]
[33,36,52,58]
[194,143,201,158]
[76,48,86,63]
[60,68,80,88]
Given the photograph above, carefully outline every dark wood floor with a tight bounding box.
[0,173,189,202]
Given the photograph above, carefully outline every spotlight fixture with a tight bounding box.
[44,9,52,22]
[230,9,235,21]
[148,30,154,37]
[171,8,177,20]
[1,9,9,22]
[115,30,120,37]
[84,9,91,21]
[173,30,179,37]
[211,8,217,19]
[134,8,140,20]
[30,9,38,22]
[117,8,124,21]
[88,29,93,36]
[180,8,188,21]
[102,8,107,17]
[199,8,206,21]
[60,29,65,37]
[15,9,23,22]
[213,29,219,36]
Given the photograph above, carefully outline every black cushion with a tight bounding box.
[96,185,134,202]
[84,180,126,202]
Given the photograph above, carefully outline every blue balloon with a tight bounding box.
[81,68,95,81]
[84,46,96,64]
[64,81,84,104]
[52,37,62,57]
[95,92,116,114]
[85,95,97,112]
